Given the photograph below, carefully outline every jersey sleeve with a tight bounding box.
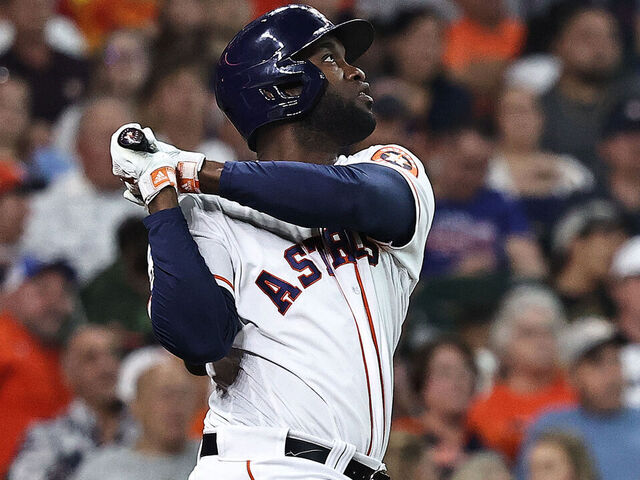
[341,144,435,281]
[146,195,236,302]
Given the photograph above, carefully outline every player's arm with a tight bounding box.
[144,189,239,364]
[196,160,416,245]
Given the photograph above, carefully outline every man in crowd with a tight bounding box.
[72,351,200,480]
[423,124,546,280]
[8,326,137,480]
[0,259,75,477]
[594,96,640,234]
[518,317,640,480]
[21,96,142,283]
[541,6,623,174]
[551,199,628,320]
[0,0,89,122]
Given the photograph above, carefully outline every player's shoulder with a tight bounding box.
[178,194,228,233]
[337,144,425,180]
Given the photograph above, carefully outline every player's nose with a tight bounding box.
[344,62,366,82]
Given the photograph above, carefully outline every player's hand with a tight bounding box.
[111,123,181,205]
[153,140,206,194]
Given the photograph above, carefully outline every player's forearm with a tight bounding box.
[199,160,415,244]
[144,207,239,363]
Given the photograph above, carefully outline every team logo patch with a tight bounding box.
[371,146,418,177]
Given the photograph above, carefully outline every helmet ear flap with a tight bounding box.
[245,59,327,150]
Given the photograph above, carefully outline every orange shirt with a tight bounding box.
[443,17,526,74]
[0,311,71,477]
[58,0,158,51]
[467,375,576,461]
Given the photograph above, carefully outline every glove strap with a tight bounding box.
[139,166,178,205]
[176,153,206,194]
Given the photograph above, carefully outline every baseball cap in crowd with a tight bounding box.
[116,346,171,404]
[551,199,624,256]
[560,317,623,366]
[602,97,640,139]
[611,236,640,279]
[2,256,76,292]
[0,161,44,196]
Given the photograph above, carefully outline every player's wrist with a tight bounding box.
[148,187,179,214]
[196,160,225,194]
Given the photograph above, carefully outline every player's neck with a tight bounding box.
[256,125,338,165]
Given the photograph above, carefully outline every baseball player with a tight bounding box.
[110,5,434,480]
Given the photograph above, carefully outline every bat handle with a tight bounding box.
[117,127,157,153]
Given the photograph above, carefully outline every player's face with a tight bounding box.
[301,36,376,146]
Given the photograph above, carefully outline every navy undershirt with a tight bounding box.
[145,161,415,362]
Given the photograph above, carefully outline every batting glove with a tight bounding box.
[152,139,206,194]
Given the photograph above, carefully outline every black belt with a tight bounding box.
[200,433,390,480]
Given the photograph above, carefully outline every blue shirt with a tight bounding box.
[422,187,530,277]
[517,407,640,480]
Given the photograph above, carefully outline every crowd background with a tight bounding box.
[2,0,640,479]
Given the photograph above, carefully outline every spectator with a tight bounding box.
[396,336,483,477]
[72,351,200,480]
[468,285,575,461]
[488,86,594,241]
[540,6,623,174]
[53,29,152,156]
[443,0,526,98]
[81,217,150,349]
[384,431,439,480]
[0,0,90,122]
[8,326,137,480]
[21,96,142,283]
[0,162,38,283]
[0,75,30,162]
[380,8,473,131]
[152,0,216,69]
[140,63,236,162]
[518,317,640,480]
[423,125,547,279]
[451,451,511,480]
[551,200,628,320]
[526,431,598,480]
[594,96,640,234]
[609,236,640,408]
[0,259,74,477]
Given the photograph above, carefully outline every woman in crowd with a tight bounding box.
[527,431,598,480]
[468,285,576,461]
[394,336,482,478]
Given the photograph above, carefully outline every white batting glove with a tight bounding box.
[111,123,180,205]
[153,139,206,194]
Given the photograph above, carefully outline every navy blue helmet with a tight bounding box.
[214,4,374,151]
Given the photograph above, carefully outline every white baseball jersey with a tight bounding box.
[155,144,434,461]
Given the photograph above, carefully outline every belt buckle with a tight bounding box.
[370,469,391,480]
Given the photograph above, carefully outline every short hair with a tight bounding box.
[489,284,567,358]
[532,431,599,480]
[411,335,478,395]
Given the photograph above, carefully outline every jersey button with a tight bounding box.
[352,286,361,294]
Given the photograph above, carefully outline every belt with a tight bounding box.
[200,433,390,480]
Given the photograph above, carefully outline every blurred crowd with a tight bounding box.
[2,0,640,479]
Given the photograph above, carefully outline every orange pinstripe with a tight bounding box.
[214,275,234,291]
[246,460,256,480]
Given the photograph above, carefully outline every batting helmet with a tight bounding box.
[214,4,374,151]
